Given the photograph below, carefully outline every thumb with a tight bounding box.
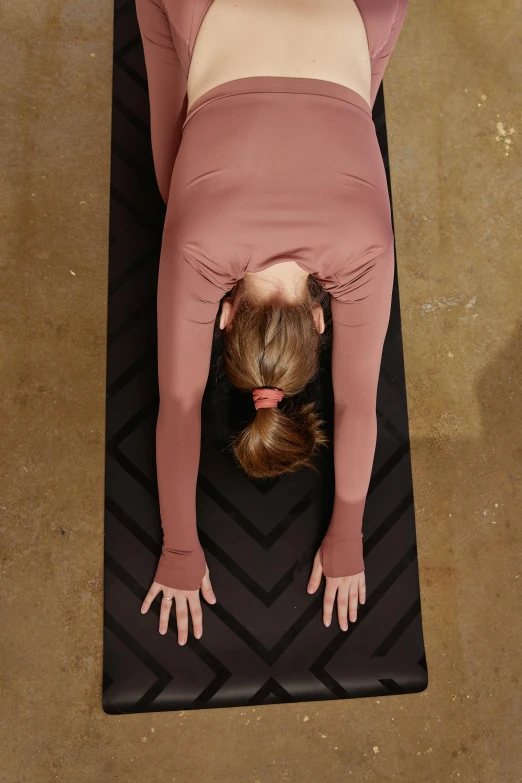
[200,565,217,604]
[307,549,323,594]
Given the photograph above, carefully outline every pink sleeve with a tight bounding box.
[370,0,409,109]
[319,238,395,578]
[135,0,206,590]
[135,0,187,204]
[153,249,231,591]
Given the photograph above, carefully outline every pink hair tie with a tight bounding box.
[252,387,285,410]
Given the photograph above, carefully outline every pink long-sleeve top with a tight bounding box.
[135,0,409,591]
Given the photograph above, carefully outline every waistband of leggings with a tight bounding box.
[182,75,372,132]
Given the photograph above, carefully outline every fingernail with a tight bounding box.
[325,621,330,627]
[341,623,348,631]
[195,632,201,639]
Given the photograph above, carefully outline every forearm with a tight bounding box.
[321,401,377,576]
[154,396,207,590]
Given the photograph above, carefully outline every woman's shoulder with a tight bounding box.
[316,233,395,305]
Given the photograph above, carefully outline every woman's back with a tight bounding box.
[187,0,372,112]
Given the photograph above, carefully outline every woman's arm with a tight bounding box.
[320,239,395,577]
[154,247,231,591]
[370,0,409,109]
[135,0,188,204]
[135,1,216,590]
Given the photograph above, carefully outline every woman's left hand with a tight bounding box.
[307,548,366,630]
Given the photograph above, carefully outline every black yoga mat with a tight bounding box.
[102,0,428,714]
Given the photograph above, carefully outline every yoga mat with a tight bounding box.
[102,0,428,714]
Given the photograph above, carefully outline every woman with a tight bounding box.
[136,0,409,645]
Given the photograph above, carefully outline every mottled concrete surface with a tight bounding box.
[1,0,521,780]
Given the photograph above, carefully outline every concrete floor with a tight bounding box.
[1,0,521,780]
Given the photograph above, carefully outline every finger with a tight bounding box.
[359,573,366,605]
[187,592,204,639]
[323,580,338,627]
[141,582,162,614]
[200,568,217,604]
[158,593,174,635]
[174,593,189,645]
[336,583,349,631]
[349,584,359,623]
[307,552,323,594]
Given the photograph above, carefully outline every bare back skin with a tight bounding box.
[187,0,371,112]
[186,0,372,285]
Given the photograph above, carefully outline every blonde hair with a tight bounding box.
[218,276,331,479]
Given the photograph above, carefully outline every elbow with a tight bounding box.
[158,387,205,420]
[334,389,378,417]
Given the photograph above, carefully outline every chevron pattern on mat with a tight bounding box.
[102,0,428,714]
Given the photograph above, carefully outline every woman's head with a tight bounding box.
[218,275,331,479]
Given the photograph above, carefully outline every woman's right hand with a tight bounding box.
[140,564,217,645]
